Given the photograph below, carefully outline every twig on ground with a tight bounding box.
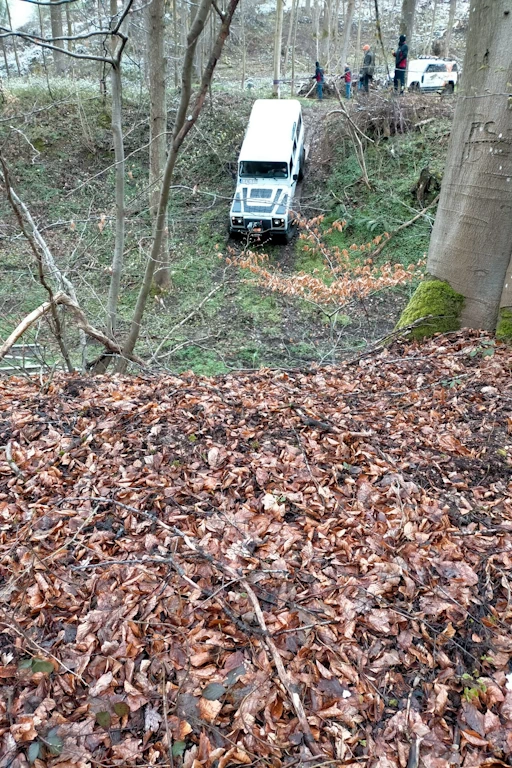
[3,443,25,479]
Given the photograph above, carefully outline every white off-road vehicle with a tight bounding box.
[407,56,458,93]
[229,99,306,243]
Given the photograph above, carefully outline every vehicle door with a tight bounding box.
[422,62,447,90]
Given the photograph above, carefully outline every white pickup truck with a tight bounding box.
[407,57,458,93]
[229,99,306,243]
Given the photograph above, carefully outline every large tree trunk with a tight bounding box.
[49,0,65,74]
[273,0,284,96]
[338,0,354,73]
[442,0,456,57]
[399,0,415,48]
[397,0,512,336]
[147,0,169,290]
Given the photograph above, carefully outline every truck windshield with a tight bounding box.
[240,161,288,178]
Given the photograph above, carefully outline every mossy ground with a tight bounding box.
[0,80,453,373]
[496,308,512,343]
[395,278,464,339]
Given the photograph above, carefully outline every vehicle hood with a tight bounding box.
[231,184,292,216]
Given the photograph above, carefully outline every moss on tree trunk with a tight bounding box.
[496,308,512,343]
[395,278,464,340]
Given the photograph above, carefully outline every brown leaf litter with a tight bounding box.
[0,330,511,768]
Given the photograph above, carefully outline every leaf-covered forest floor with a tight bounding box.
[1,330,511,768]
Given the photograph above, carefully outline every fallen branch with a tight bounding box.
[0,155,73,372]
[369,194,440,260]
[288,403,337,433]
[171,526,324,756]
[0,292,145,368]
[241,578,322,756]
[0,295,62,363]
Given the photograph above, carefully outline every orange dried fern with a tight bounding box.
[221,216,424,314]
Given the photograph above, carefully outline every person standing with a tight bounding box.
[393,34,408,92]
[312,61,325,100]
[361,44,375,93]
[342,65,352,98]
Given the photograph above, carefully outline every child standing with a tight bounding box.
[343,65,352,99]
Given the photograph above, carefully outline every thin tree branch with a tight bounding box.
[0,155,74,372]
[369,194,439,259]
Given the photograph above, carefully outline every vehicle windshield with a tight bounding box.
[240,161,288,178]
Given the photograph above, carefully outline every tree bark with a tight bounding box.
[0,37,9,79]
[65,3,73,51]
[282,0,297,78]
[273,0,284,96]
[117,0,240,370]
[106,61,125,339]
[49,0,65,74]
[404,0,512,332]
[355,0,361,72]
[321,0,331,66]
[338,0,354,73]
[240,0,246,88]
[5,0,21,76]
[147,0,169,289]
[399,0,415,47]
[442,0,456,57]
[423,0,437,55]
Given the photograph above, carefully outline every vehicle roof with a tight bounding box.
[408,57,455,69]
[238,99,302,163]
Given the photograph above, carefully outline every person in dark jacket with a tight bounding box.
[393,34,408,92]
[360,45,375,93]
[312,61,325,100]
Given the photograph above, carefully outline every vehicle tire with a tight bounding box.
[444,82,454,94]
[409,82,420,92]
[298,148,306,181]
[283,224,296,244]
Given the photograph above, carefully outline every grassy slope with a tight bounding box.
[0,80,452,374]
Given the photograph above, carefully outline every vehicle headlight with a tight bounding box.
[231,216,243,225]
[272,218,285,227]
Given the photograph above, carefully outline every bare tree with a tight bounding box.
[1,0,135,344]
[423,0,438,55]
[117,0,241,370]
[3,0,21,76]
[273,0,284,96]
[338,0,354,73]
[442,0,457,57]
[282,0,297,79]
[399,0,416,48]
[146,0,170,289]
[397,0,512,336]
[49,0,65,73]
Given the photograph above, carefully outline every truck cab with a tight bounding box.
[229,99,306,243]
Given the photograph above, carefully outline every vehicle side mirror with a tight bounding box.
[293,173,298,181]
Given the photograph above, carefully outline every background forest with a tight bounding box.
[0,0,471,375]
